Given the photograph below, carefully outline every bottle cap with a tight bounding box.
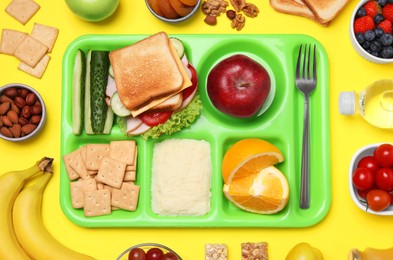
[338,91,355,115]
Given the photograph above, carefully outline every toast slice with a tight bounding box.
[269,0,316,21]
[303,0,349,25]
[109,32,191,116]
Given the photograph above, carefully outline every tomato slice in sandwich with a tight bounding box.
[139,111,173,127]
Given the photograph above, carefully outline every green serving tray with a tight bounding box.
[60,34,331,228]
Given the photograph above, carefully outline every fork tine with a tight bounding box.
[307,44,312,79]
[313,44,317,81]
[296,44,303,79]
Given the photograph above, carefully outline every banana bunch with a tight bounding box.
[0,157,95,260]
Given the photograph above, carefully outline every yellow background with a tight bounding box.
[1,0,393,259]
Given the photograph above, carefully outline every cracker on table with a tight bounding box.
[13,35,48,68]
[5,0,40,25]
[241,242,268,260]
[84,189,111,217]
[96,156,127,189]
[30,23,59,52]
[18,54,50,79]
[85,144,110,171]
[0,28,27,55]
[205,244,228,260]
[111,182,140,211]
[109,140,136,165]
[63,148,89,180]
[70,178,97,209]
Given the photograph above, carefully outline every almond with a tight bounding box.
[31,104,42,115]
[7,110,18,124]
[2,116,13,127]
[21,124,36,135]
[9,124,21,138]
[21,106,31,119]
[0,127,13,138]
[14,97,26,109]
[29,115,41,125]
[0,95,13,103]
[3,87,18,98]
[18,88,29,98]
[25,93,37,105]
[0,102,10,115]
[10,102,20,115]
[18,117,28,126]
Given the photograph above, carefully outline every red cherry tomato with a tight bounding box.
[139,111,173,127]
[375,167,393,192]
[352,167,375,191]
[374,143,393,168]
[162,252,178,260]
[182,64,198,100]
[358,155,380,173]
[128,248,146,260]
[146,248,164,260]
[366,189,391,211]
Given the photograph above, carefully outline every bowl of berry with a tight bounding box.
[116,243,182,260]
[350,0,393,63]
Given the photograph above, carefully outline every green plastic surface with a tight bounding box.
[60,34,331,228]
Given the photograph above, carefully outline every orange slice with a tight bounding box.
[169,0,194,17]
[222,139,284,184]
[223,166,289,214]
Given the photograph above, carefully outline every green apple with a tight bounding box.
[65,0,120,22]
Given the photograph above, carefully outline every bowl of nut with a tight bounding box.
[350,0,393,63]
[145,0,201,23]
[0,83,46,142]
[116,243,182,260]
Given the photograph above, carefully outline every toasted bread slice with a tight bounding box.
[135,93,182,114]
[303,0,349,25]
[109,32,191,116]
[269,0,316,21]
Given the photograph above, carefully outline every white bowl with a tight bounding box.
[0,83,46,142]
[349,143,393,215]
[145,0,201,23]
[349,0,393,64]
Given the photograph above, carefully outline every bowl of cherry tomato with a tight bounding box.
[116,243,182,260]
[349,143,393,215]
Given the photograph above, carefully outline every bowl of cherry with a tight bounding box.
[116,243,182,260]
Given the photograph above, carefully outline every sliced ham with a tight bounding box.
[127,122,151,135]
[105,76,117,98]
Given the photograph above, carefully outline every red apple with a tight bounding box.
[207,54,271,118]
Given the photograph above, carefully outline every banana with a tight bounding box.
[12,170,95,260]
[349,247,393,260]
[0,157,53,260]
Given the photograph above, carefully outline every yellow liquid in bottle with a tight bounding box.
[360,80,393,129]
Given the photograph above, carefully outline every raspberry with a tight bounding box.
[382,4,393,22]
[378,19,393,33]
[364,1,381,17]
[354,16,376,33]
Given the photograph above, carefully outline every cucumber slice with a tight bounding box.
[103,107,114,134]
[109,64,114,78]
[170,37,185,58]
[84,50,93,134]
[72,49,86,135]
[110,92,133,117]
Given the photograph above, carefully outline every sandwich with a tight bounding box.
[107,32,201,139]
[269,0,349,25]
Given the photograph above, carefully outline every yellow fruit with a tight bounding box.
[223,165,289,214]
[286,242,324,260]
[222,138,284,184]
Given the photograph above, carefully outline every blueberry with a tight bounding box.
[374,27,385,38]
[378,0,388,6]
[374,14,385,24]
[362,41,371,50]
[356,33,366,44]
[380,33,393,46]
[371,40,383,52]
[364,30,376,41]
[381,46,393,58]
[356,7,367,18]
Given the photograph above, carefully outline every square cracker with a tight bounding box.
[5,0,40,25]
[30,23,59,52]
[85,144,110,171]
[62,148,89,180]
[111,182,140,211]
[84,189,111,217]
[0,29,27,55]
[109,140,136,165]
[123,170,136,181]
[18,54,50,79]
[13,35,48,68]
[96,157,126,189]
[70,178,97,209]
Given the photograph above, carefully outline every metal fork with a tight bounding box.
[295,44,317,209]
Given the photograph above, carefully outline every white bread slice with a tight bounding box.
[269,0,316,21]
[303,0,349,25]
[109,32,192,117]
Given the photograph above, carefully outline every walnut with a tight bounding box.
[230,0,246,12]
[242,2,259,18]
[231,13,245,31]
[201,0,229,17]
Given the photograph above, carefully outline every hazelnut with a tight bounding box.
[204,15,217,25]
[226,10,236,20]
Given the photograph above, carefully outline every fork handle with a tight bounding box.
[300,95,310,209]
